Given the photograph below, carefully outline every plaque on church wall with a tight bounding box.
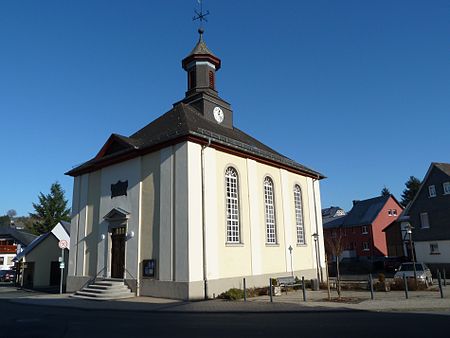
[143,259,156,278]
[111,180,128,198]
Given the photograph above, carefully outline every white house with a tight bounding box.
[15,221,70,289]
[65,29,326,300]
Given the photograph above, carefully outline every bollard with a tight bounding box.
[269,278,273,303]
[302,276,306,302]
[403,273,409,299]
[438,271,444,299]
[444,269,447,287]
[243,278,247,302]
[369,274,374,300]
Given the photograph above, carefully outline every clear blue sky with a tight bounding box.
[1,0,449,216]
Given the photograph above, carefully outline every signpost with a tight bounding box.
[58,240,68,294]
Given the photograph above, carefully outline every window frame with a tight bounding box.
[362,225,368,234]
[225,167,241,244]
[430,243,440,255]
[263,176,277,245]
[443,182,450,195]
[293,184,305,245]
[362,242,369,251]
[428,185,436,198]
[420,212,430,229]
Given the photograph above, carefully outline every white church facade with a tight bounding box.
[66,29,326,300]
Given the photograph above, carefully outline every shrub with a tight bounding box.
[378,273,385,283]
[218,288,245,300]
[390,279,428,291]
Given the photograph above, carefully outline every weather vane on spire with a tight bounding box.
[193,0,210,29]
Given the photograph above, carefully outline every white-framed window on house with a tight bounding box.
[362,242,369,251]
[420,212,430,229]
[293,185,305,245]
[264,176,277,244]
[430,243,440,255]
[393,209,397,216]
[362,225,368,234]
[443,182,450,195]
[225,167,240,243]
[388,209,393,216]
[428,185,436,197]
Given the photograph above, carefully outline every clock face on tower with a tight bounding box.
[213,106,224,124]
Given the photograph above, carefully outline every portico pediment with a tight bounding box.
[103,207,130,221]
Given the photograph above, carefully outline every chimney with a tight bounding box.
[352,200,360,206]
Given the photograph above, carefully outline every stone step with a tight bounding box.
[71,292,134,301]
[82,287,131,294]
[71,278,134,301]
[74,289,133,297]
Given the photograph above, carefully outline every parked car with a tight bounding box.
[393,262,433,287]
[383,257,406,272]
[0,269,16,283]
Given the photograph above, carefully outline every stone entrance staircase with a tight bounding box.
[71,278,134,300]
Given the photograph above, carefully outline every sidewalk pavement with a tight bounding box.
[5,286,450,314]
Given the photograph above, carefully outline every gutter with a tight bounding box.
[201,138,211,299]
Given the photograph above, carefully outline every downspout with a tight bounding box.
[201,138,211,299]
[312,175,323,282]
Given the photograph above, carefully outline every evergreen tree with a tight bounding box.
[381,186,391,196]
[29,182,71,234]
[0,215,10,227]
[400,176,421,207]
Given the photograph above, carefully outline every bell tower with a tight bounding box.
[180,28,233,129]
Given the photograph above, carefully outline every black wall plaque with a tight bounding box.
[111,180,128,198]
[143,259,156,278]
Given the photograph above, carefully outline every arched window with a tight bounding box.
[225,167,240,243]
[264,176,277,244]
[294,185,305,244]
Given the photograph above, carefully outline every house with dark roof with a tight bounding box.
[15,221,70,290]
[403,162,450,271]
[322,206,346,226]
[0,226,37,271]
[65,29,325,300]
[323,195,403,261]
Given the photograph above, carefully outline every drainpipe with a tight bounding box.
[312,175,323,282]
[201,138,211,299]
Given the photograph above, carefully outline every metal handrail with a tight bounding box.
[78,267,106,290]
[124,267,139,295]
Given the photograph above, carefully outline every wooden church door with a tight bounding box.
[111,227,126,279]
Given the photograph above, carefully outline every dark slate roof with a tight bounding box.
[0,226,37,246]
[435,162,450,176]
[322,215,346,229]
[60,221,71,235]
[341,195,391,227]
[14,233,51,262]
[67,103,324,179]
[322,206,345,218]
[323,195,398,229]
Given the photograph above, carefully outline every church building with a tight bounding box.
[66,28,326,300]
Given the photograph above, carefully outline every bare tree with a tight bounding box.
[7,209,17,218]
[325,228,346,298]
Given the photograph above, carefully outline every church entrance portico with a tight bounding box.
[103,208,130,279]
[111,226,126,279]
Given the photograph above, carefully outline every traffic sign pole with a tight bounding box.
[60,248,64,294]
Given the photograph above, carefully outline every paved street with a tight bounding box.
[1,286,450,337]
[1,298,450,338]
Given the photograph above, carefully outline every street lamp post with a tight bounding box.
[312,233,320,284]
[288,245,293,276]
[405,223,417,285]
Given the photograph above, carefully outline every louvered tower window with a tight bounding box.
[209,70,215,90]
